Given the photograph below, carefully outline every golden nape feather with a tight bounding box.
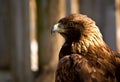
[51,13,120,82]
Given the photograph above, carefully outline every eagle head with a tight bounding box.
[51,13,102,43]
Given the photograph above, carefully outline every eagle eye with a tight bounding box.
[66,21,74,27]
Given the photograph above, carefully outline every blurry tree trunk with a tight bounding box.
[30,0,38,72]
[116,0,120,52]
[0,0,13,82]
[36,0,66,82]
[71,0,79,13]
[9,0,33,82]
[0,0,11,70]
[66,0,79,15]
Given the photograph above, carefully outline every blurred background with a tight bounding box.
[0,0,120,82]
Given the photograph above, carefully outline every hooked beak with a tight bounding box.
[51,23,65,34]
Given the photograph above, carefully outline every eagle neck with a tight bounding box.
[71,35,115,61]
[59,42,73,60]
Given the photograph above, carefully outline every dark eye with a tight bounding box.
[67,21,74,27]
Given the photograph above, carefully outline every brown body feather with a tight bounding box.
[51,14,120,82]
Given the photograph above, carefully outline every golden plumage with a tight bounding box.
[51,13,120,82]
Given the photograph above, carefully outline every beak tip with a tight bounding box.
[51,23,61,35]
[51,27,55,35]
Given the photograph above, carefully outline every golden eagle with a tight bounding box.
[51,13,120,82]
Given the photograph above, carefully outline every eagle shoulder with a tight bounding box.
[55,54,117,82]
